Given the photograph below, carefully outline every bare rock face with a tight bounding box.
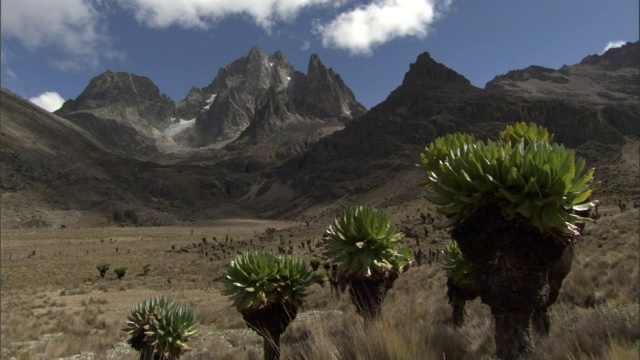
[486,41,639,106]
[57,71,175,130]
[190,47,366,148]
[175,87,206,120]
[301,54,367,118]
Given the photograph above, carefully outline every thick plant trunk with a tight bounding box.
[452,202,571,360]
[242,301,297,360]
[532,244,574,337]
[446,278,478,327]
[494,311,534,360]
[262,331,281,360]
[348,272,398,319]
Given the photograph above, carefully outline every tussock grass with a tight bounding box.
[1,211,638,359]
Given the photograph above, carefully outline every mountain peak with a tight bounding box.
[57,71,171,113]
[308,54,324,72]
[401,52,472,89]
[270,50,289,64]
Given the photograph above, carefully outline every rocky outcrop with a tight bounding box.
[486,41,639,106]
[55,71,176,156]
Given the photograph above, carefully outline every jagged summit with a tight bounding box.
[185,47,365,148]
[55,46,366,160]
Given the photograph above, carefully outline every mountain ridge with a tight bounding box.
[486,41,639,105]
[3,43,639,227]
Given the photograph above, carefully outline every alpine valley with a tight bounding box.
[1,43,638,228]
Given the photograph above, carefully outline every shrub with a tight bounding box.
[114,267,127,279]
[96,263,110,279]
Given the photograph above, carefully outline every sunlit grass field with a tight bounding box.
[1,205,638,359]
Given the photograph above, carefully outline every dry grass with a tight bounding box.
[1,207,638,359]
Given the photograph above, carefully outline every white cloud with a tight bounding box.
[601,40,627,54]
[0,0,121,71]
[301,40,311,51]
[29,91,66,112]
[117,0,331,30]
[315,0,451,55]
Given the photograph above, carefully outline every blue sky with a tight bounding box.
[2,0,638,112]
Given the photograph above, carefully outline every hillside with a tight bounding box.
[256,51,639,216]
[2,44,639,227]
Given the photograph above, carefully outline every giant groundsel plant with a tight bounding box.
[223,251,313,360]
[421,122,594,360]
[123,296,197,360]
[324,206,413,318]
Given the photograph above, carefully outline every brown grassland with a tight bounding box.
[1,198,638,360]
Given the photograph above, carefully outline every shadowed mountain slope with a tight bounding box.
[255,51,639,216]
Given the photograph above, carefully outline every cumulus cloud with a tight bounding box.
[601,40,627,54]
[29,91,66,112]
[117,0,331,30]
[315,0,451,55]
[0,0,121,71]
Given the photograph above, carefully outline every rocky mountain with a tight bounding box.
[55,47,366,164]
[486,41,639,106]
[177,47,366,151]
[253,49,639,216]
[55,71,176,156]
[3,43,638,226]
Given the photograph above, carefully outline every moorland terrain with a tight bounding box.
[1,42,639,359]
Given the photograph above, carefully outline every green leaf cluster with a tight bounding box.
[420,122,596,240]
[440,241,474,287]
[223,251,314,312]
[123,296,197,359]
[324,206,413,278]
[499,122,554,144]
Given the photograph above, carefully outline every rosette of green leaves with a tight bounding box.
[420,133,477,173]
[440,241,474,287]
[420,123,596,241]
[324,206,407,278]
[145,302,198,359]
[123,296,197,359]
[499,121,554,144]
[223,251,314,312]
[390,245,415,273]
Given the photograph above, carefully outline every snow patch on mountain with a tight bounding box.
[203,94,217,110]
[164,118,196,137]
